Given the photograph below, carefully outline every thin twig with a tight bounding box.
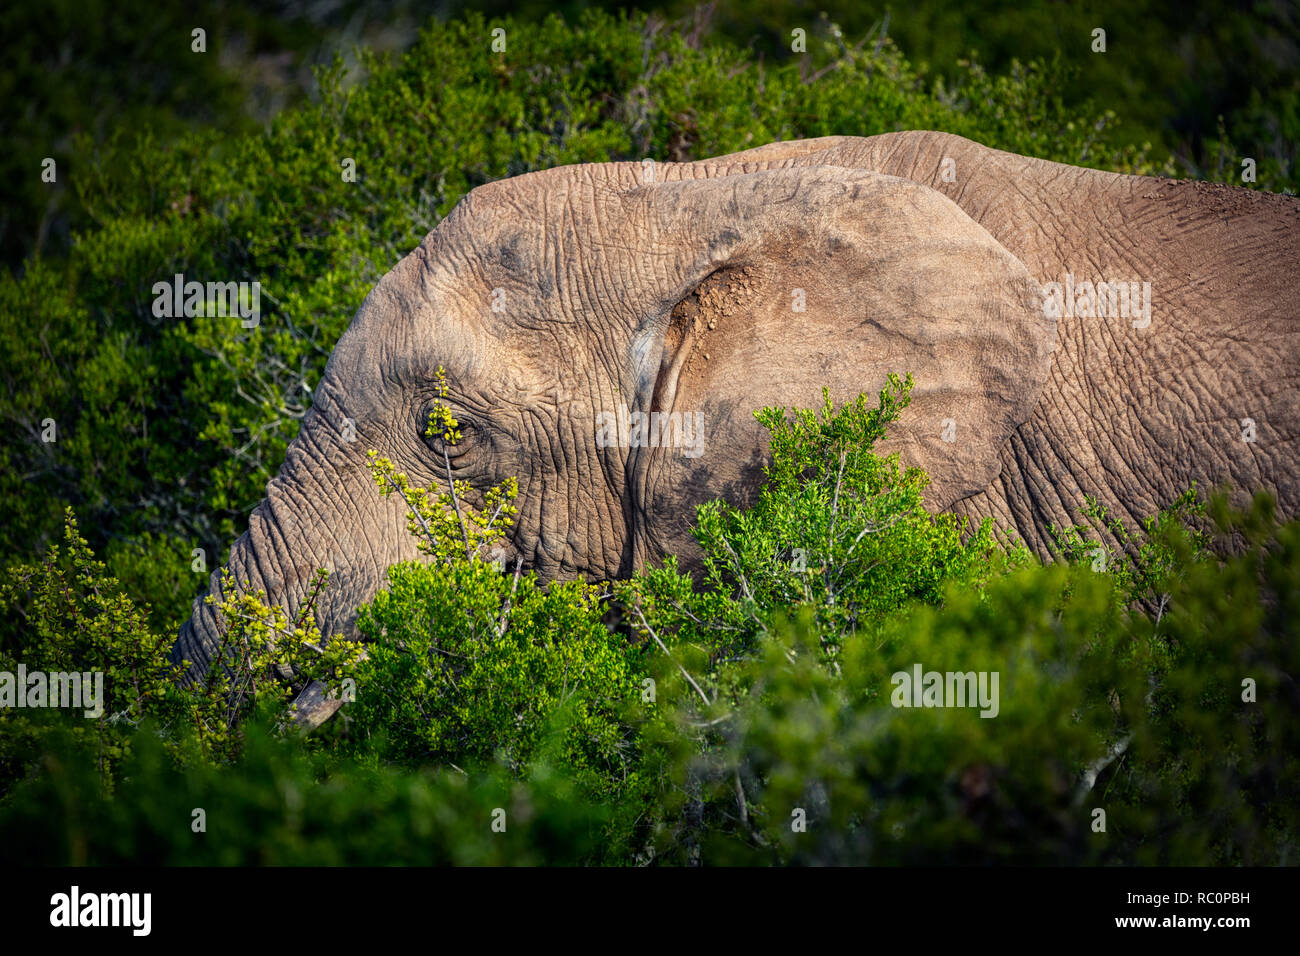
[496,555,524,638]
[633,606,711,708]
[393,482,438,552]
[734,770,749,826]
[442,444,474,561]
[1074,733,1132,805]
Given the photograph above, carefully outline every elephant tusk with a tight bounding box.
[287,644,370,733]
[287,679,345,732]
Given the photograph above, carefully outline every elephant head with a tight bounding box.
[172,132,1300,689]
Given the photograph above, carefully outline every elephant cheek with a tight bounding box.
[621,398,764,576]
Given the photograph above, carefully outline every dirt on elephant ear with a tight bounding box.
[668,264,765,376]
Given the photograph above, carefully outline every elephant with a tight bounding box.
[170,130,1300,700]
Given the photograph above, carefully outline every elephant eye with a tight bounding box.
[422,406,477,458]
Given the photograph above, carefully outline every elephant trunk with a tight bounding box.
[169,380,416,691]
[169,499,325,686]
[170,588,226,684]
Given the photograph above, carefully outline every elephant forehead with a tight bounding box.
[418,165,937,318]
[438,160,1018,277]
[327,271,527,412]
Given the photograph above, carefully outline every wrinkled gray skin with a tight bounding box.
[172,131,1300,683]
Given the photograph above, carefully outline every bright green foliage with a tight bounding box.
[0,510,190,796]
[192,567,364,761]
[349,562,641,795]
[1051,486,1213,611]
[350,404,644,814]
[0,509,363,793]
[368,451,520,565]
[366,366,520,564]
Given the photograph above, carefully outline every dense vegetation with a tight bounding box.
[1,9,1296,865]
[0,7,1212,642]
[6,2,1295,267]
[2,375,1296,864]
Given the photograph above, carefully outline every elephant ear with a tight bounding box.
[627,165,1056,523]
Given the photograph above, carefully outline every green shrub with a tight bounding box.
[617,374,1028,664]
[1102,493,1300,865]
[637,566,1128,865]
[629,493,1298,866]
[0,510,189,797]
[283,384,650,855]
[611,385,1298,865]
[0,508,362,797]
[349,561,642,793]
